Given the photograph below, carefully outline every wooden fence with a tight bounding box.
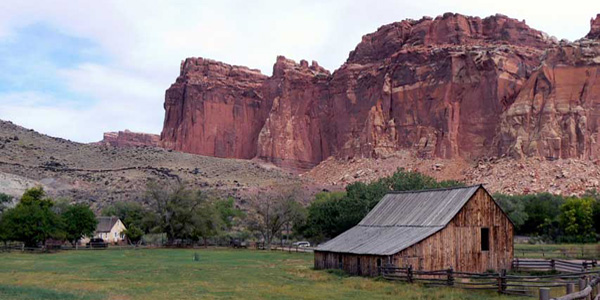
[513,258,597,273]
[381,259,600,298]
[515,247,600,260]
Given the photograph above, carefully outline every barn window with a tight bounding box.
[338,256,342,269]
[481,227,490,251]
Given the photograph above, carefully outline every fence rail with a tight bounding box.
[515,247,600,260]
[381,259,600,298]
[513,258,598,273]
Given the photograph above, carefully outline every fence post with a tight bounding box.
[498,269,507,294]
[447,267,454,286]
[539,288,550,300]
[567,282,575,294]
[579,278,587,295]
[407,265,413,284]
[551,259,555,272]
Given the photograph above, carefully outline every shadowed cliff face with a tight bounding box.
[161,13,600,170]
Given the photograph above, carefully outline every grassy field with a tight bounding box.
[0,248,527,300]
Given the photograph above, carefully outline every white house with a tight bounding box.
[93,216,127,244]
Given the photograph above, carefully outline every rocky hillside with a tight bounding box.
[160,13,600,171]
[0,120,302,209]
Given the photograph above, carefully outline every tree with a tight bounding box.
[61,204,97,247]
[123,226,144,246]
[248,188,306,250]
[191,202,224,247]
[146,182,208,245]
[0,193,13,246]
[494,193,528,231]
[0,193,13,214]
[214,197,244,230]
[522,193,565,236]
[296,191,345,242]
[559,197,595,242]
[582,189,600,235]
[299,169,465,242]
[2,187,64,247]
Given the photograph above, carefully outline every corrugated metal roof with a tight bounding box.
[316,185,481,255]
[96,216,120,232]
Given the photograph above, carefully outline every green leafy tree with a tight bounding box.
[61,204,97,247]
[191,202,224,247]
[123,226,144,246]
[0,193,13,246]
[522,193,565,236]
[2,187,64,247]
[300,169,465,242]
[0,193,13,214]
[494,193,528,231]
[559,197,595,242]
[214,197,244,230]
[582,189,600,235]
[146,182,208,245]
[296,191,346,242]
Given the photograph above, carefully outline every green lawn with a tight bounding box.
[0,248,526,300]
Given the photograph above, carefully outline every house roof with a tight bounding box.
[316,185,484,256]
[96,216,121,232]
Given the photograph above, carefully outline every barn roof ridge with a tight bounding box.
[386,184,482,194]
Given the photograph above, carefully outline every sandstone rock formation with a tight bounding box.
[161,58,269,159]
[97,130,161,148]
[587,14,600,39]
[161,13,600,170]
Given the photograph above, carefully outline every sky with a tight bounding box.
[0,0,598,142]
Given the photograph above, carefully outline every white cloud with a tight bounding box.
[0,0,599,142]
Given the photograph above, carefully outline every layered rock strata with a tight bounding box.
[161,13,600,169]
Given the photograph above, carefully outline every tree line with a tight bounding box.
[295,168,600,244]
[0,182,307,249]
[495,191,600,243]
[2,169,599,249]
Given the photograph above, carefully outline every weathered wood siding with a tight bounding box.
[314,187,514,275]
[314,251,387,277]
[393,188,513,272]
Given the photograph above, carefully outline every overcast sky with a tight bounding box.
[0,0,598,142]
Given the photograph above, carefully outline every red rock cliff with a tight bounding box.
[161,13,600,169]
[161,58,269,159]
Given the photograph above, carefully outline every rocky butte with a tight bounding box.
[161,13,600,170]
[97,130,161,148]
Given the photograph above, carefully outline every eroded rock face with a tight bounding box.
[97,130,161,148]
[161,58,269,159]
[161,13,600,169]
[587,14,600,39]
[496,38,600,159]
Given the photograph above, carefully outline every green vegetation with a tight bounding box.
[0,187,97,247]
[297,169,465,242]
[0,249,524,300]
[495,191,600,243]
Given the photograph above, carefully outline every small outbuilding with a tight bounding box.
[314,185,513,276]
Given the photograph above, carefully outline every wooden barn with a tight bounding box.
[314,185,513,276]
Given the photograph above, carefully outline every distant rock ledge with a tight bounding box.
[94,130,161,148]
